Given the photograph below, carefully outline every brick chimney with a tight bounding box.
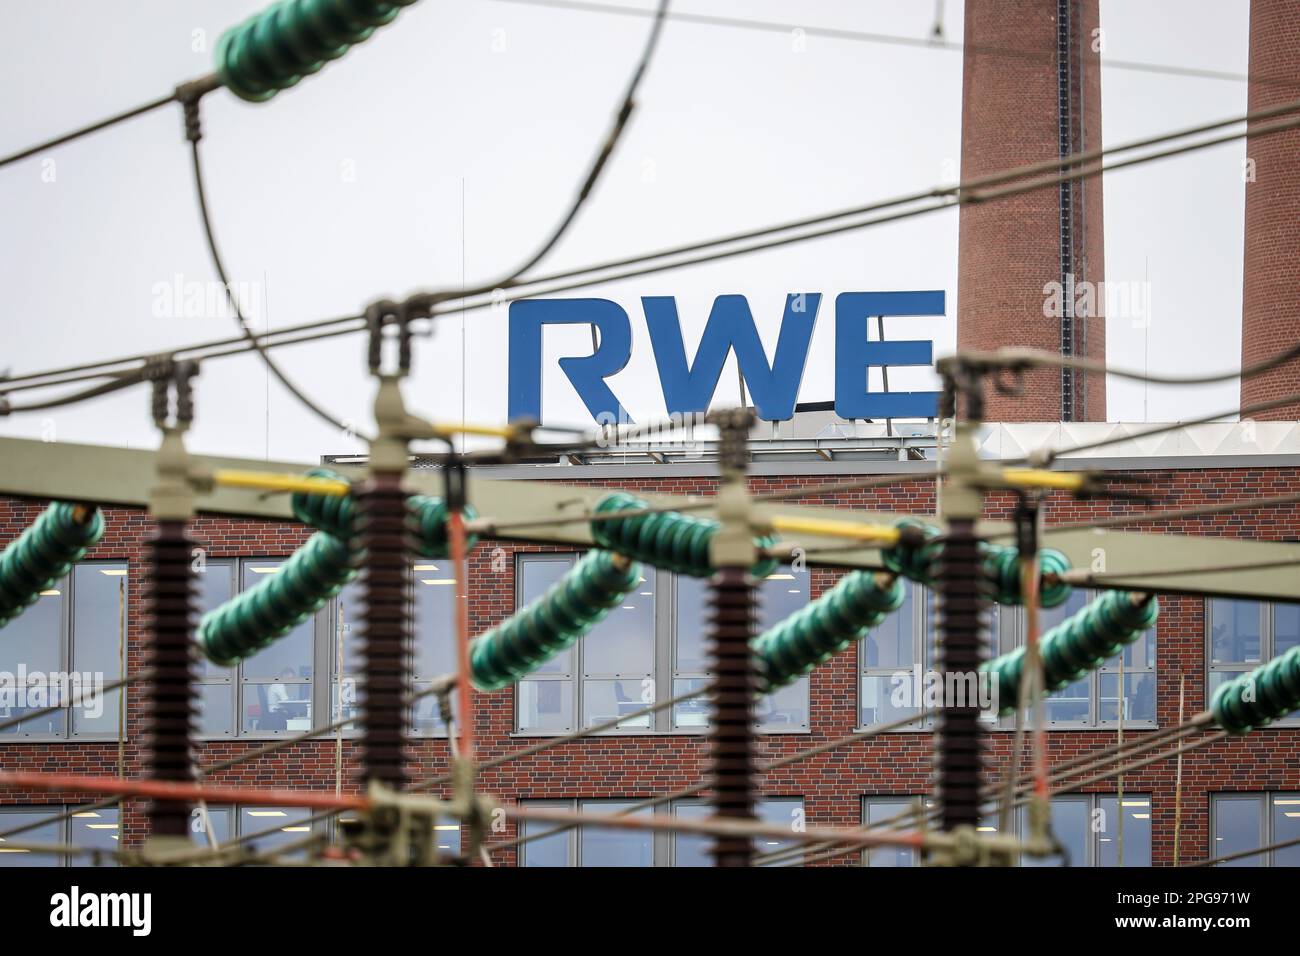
[957,0,1106,422]
[1240,0,1300,420]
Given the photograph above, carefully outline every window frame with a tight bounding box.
[0,558,129,742]
[0,805,122,866]
[1206,599,1300,728]
[517,797,804,867]
[997,590,1157,731]
[861,793,1152,867]
[193,557,329,741]
[1209,791,1300,866]
[512,552,811,736]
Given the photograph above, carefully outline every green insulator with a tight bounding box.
[589,492,778,578]
[408,495,479,559]
[470,550,641,690]
[980,544,1073,609]
[982,590,1158,715]
[197,531,359,665]
[0,503,105,629]
[291,469,478,558]
[216,0,422,103]
[882,518,1072,608]
[880,517,943,585]
[291,467,359,537]
[1211,644,1300,735]
[752,571,906,693]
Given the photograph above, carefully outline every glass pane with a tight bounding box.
[1275,606,1300,656]
[1043,677,1091,724]
[865,799,921,867]
[1272,796,1300,867]
[71,563,127,734]
[517,679,572,732]
[190,806,234,846]
[194,564,235,721]
[1213,794,1262,867]
[243,681,311,733]
[1099,672,1156,724]
[755,798,802,866]
[412,683,451,734]
[240,561,314,681]
[333,580,364,677]
[521,811,572,867]
[1038,590,1089,633]
[68,807,120,866]
[0,575,63,675]
[1022,797,1088,867]
[239,806,314,860]
[860,673,920,727]
[756,678,808,729]
[434,819,462,855]
[584,567,655,677]
[518,558,574,675]
[413,567,457,680]
[672,677,711,729]
[1098,796,1151,866]
[0,695,66,736]
[0,809,61,866]
[196,682,235,736]
[578,801,652,867]
[758,566,810,631]
[675,575,709,673]
[1210,599,1261,664]
[672,802,710,867]
[583,679,652,730]
[863,579,915,668]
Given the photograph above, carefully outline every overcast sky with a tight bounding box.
[0,0,1253,463]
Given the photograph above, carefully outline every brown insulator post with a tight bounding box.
[934,516,985,833]
[932,374,990,857]
[705,408,758,867]
[142,361,200,843]
[142,520,199,837]
[356,468,411,790]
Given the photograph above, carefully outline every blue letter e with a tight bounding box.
[834,291,943,420]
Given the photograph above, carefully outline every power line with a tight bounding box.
[9,94,1300,408]
[0,90,181,170]
[490,0,1294,90]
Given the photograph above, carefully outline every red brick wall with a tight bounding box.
[2,464,1298,865]
[1241,0,1300,419]
[957,0,1106,421]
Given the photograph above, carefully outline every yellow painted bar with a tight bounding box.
[212,470,351,497]
[999,468,1087,492]
[428,422,518,441]
[767,515,902,544]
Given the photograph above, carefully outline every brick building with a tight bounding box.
[1,422,1298,867]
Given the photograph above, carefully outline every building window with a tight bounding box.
[1002,590,1156,729]
[1207,599,1300,727]
[0,560,128,739]
[331,565,459,738]
[190,805,325,861]
[1210,792,1300,866]
[0,807,121,866]
[519,798,803,867]
[862,794,1151,866]
[193,559,316,737]
[513,553,810,734]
